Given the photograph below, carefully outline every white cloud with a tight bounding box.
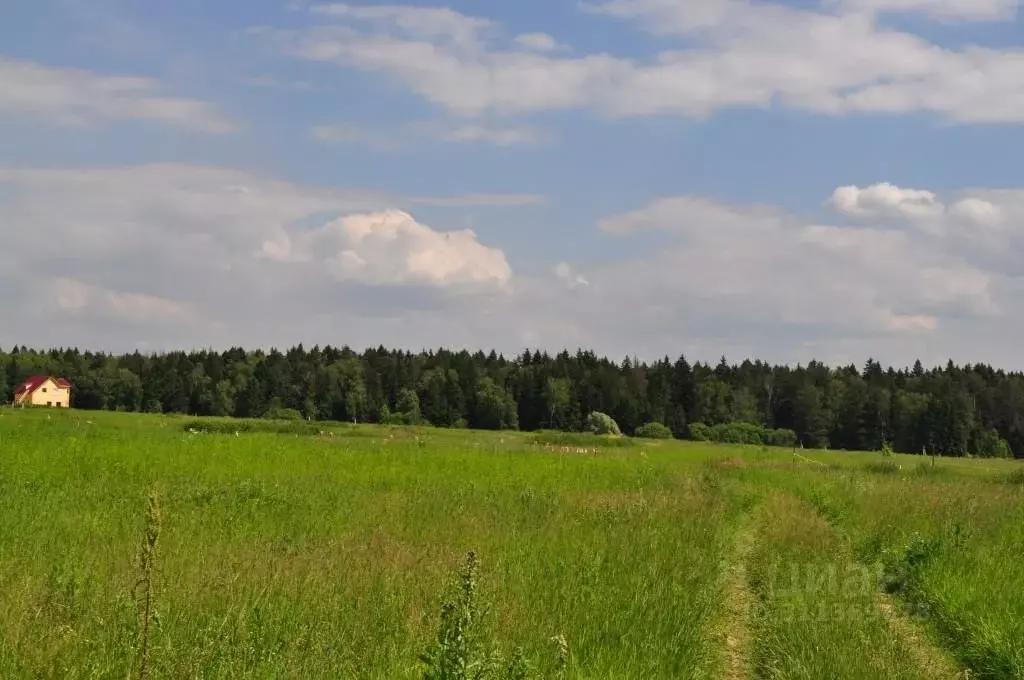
[420,121,543,145]
[310,120,544,147]
[0,163,528,352]
[51,278,198,325]
[599,195,790,233]
[513,32,562,52]
[308,3,494,48]
[829,183,945,220]
[832,0,1019,22]
[554,262,589,288]
[261,209,511,288]
[586,183,1011,352]
[950,197,1003,226]
[255,1,1024,123]
[0,57,238,132]
[6,162,1024,368]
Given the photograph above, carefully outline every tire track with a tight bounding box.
[710,510,757,680]
[875,595,966,680]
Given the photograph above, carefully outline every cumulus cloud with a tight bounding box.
[0,57,238,132]
[575,181,1022,364]
[829,183,945,221]
[0,163,526,352]
[253,1,1024,123]
[5,162,1024,369]
[260,209,511,288]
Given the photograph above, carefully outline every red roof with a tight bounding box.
[14,375,70,396]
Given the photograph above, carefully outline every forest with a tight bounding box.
[2,345,1021,458]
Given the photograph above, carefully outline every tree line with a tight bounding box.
[2,345,1021,458]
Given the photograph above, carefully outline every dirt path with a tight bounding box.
[875,594,966,680]
[793,491,967,680]
[711,512,757,680]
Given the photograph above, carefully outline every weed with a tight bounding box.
[550,634,570,679]
[133,486,162,680]
[420,551,544,680]
[880,532,940,596]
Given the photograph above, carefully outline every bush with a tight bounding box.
[634,422,673,439]
[263,406,303,421]
[688,422,712,441]
[973,428,1013,458]
[688,422,798,448]
[711,422,765,445]
[766,428,798,448]
[585,411,621,436]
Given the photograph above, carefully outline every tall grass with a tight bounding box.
[2,406,1020,678]
[0,408,736,678]
[745,493,934,679]
[769,465,1024,679]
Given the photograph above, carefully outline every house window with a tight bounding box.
[47,401,52,406]
[41,388,47,393]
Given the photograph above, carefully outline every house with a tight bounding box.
[13,376,72,408]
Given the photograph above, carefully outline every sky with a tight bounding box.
[2,0,1024,369]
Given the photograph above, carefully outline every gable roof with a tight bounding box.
[14,375,70,396]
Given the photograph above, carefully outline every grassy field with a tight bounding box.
[0,408,1021,679]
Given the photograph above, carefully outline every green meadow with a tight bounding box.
[0,407,1022,679]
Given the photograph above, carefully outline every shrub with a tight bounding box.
[395,388,423,425]
[634,422,673,439]
[585,411,621,436]
[688,422,712,441]
[264,406,303,421]
[880,532,941,596]
[766,428,798,448]
[711,422,765,445]
[974,428,1013,458]
[687,422,799,448]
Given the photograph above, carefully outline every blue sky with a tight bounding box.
[3,0,1024,368]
